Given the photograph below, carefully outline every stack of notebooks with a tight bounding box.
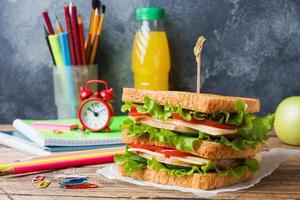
[0,116,127,155]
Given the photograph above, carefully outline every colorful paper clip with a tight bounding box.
[59,177,97,189]
[32,175,45,185]
[64,184,98,189]
[63,177,88,184]
[32,175,51,189]
[36,179,51,189]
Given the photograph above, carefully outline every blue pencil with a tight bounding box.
[59,32,76,115]
[59,32,71,66]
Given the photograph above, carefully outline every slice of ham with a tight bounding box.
[132,116,238,136]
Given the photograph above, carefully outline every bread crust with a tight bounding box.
[117,165,254,190]
[122,88,260,114]
[122,130,261,160]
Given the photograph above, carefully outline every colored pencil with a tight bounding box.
[85,34,92,63]
[20,146,124,162]
[91,8,100,38]
[78,15,87,65]
[89,5,105,64]
[86,8,99,63]
[88,0,101,36]
[0,150,122,171]
[59,32,71,65]
[64,6,76,65]
[55,16,64,33]
[85,0,100,60]
[42,11,54,35]
[43,25,56,65]
[48,34,64,67]
[1,155,114,175]
[71,5,82,65]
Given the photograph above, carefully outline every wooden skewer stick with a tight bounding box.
[194,36,206,93]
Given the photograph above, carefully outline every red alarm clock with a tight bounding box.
[78,80,114,132]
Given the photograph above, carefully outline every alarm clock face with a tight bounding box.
[79,99,111,131]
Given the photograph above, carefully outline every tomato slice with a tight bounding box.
[129,144,193,158]
[129,107,150,118]
[158,149,193,157]
[172,114,236,130]
[129,144,162,152]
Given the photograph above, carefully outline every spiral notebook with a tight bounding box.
[0,131,51,155]
[12,116,127,147]
[0,131,124,155]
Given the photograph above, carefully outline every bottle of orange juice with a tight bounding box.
[132,8,170,90]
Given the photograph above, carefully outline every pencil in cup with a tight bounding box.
[89,5,105,64]
[43,25,56,65]
[48,34,64,67]
[64,6,76,65]
[71,5,82,65]
[42,11,54,35]
[59,32,71,66]
[78,15,87,65]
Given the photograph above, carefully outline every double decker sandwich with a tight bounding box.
[115,88,274,190]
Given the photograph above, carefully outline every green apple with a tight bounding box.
[274,96,300,146]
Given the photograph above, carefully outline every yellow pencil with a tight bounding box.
[0,150,122,171]
[89,5,105,64]
[92,8,99,37]
[19,146,124,162]
[55,16,64,33]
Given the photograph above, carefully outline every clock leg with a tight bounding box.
[105,127,110,132]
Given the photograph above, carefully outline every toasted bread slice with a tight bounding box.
[122,88,260,114]
[118,165,254,190]
[122,130,261,160]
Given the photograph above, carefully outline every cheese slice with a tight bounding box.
[132,116,238,136]
[129,147,211,167]
[170,119,238,136]
[138,117,198,134]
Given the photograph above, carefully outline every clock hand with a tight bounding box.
[87,108,99,117]
[97,108,106,114]
[88,108,96,114]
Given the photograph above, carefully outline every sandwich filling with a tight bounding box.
[121,96,274,151]
[115,146,260,178]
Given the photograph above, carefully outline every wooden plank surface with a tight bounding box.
[1,125,300,200]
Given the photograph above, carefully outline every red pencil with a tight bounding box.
[2,155,114,175]
[42,11,54,35]
[71,5,82,65]
[78,15,87,65]
[64,6,76,65]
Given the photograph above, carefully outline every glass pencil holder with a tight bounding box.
[53,65,97,119]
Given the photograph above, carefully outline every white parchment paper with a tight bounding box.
[97,148,300,198]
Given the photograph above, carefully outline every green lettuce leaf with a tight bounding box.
[121,96,251,126]
[124,118,198,152]
[114,147,147,173]
[124,118,273,151]
[121,102,133,112]
[115,148,260,177]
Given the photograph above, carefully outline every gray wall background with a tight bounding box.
[1,0,300,123]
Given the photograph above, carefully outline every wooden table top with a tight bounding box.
[1,125,300,200]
